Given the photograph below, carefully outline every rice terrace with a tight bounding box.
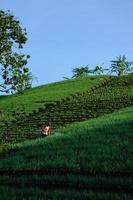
[0,2,133,199]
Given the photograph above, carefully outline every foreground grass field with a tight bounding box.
[0,106,133,199]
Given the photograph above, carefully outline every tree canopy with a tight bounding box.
[72,66,93,78]
[71,65,107,78]
[0,10,31,94]
[71,56,133,79]
[110,55,133,76]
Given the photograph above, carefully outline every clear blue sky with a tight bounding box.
[0,0,133,87]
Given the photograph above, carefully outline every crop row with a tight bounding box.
[0,75,133,144]
[0,173,133,193]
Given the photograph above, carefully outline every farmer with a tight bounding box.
[41,123,51,136]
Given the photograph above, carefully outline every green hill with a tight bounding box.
[0,106,133,199]
[0,75,106,116]
[0,74,133,199]
[0,74,132,144]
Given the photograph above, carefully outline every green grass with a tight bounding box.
[0,106,133,199]
[1,106,133,171]
[0,75,107,116]
[0,74,133,199]
[0,74,132,144]
[1,187,133,200]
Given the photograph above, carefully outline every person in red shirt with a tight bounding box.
[41,123,51,136]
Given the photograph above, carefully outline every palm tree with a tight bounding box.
[110,55,133,76]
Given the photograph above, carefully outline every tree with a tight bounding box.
[93,65,109,75]
[72,66,93,78]
[110,55,133,76]
[0,10,31,94]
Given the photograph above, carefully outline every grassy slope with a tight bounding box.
[0,106,133,199]
[0,75,132,199]
[1,106,133,169]
[0,75,107,115]
[0,74,132,145]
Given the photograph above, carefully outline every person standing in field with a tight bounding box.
[41,123,51,136]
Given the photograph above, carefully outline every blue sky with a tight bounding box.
[0,0,133,86]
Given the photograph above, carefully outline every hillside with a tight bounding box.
[0,75,107,117]
[0,74,132,144]
[0,106,133,199]
[0,74,133,199]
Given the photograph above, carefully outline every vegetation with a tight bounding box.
[0,74,132,144]
[0,106,133,199]
[93,65,109,74]
[0,7,133,200]
[0,10,31,94]
[111,55,133,76]
[71,65,106,78]
[72,65,92,78]
[71,55,133,79]
[0,30,133,197]
[0,75,106,118]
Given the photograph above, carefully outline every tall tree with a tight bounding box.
[0,10,31,94]
[110,55,133,76]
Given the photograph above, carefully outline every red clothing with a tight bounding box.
[42,125,51,136]
[45,126,51,136]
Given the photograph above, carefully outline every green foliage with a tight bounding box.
[0,10,31,94]
[93,65,109,75]
[72,65,110,78]
[72,65,93,78]
[71,55,133,78]
[110,55,133,76]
